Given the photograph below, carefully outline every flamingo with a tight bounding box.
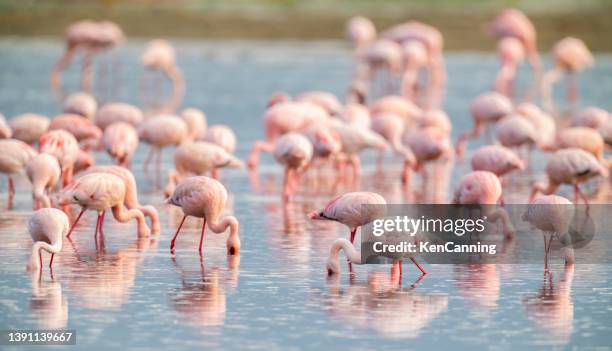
[94,102,143,131]
[471,145,525,177]
[522,195,575,269]
[138,114,190,178]
[78,165,161,235]
[370,112,416,175]
[296,91,342,116]
[202,125,237,153]
[338,103,371,129]
[419,109,452,134]
[49,114,102,148]
[453,170,515,238]
[515,103,556,146]
[166,176,241,256]
[102,122,139,167]
[308,192,386,244]
[181,108,208,140]
[542,37,594,111]
[0,114,12,139]
[9,113,50,145]
[495,114,538,150]
[400,40,428,102]
[361,39,403,96]
[26,154,61,209]
[27,208,68,272]
[273,132,313,199]
[456,92,513,157]
[571,107,609,129]
[63,92,97,120]
[541,127,606,162]
[56,172,151,238]
[164,141,243,196]
[530,148,608,204]
[346,16,376,50]
[141,39,185,111]
[39,130,80,187]
[0,139,37,207]
[599,118,612,147]
[402,126,453,185]
[495,37,525,98]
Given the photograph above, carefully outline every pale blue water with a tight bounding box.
[0,39,611,350]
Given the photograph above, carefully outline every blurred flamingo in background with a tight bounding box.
[63,91,98,120]
[273,132,313,200]
[571,107,609,129]
[141,39,185,112]
[495,37,525,99]
[95,102,143,131]
[103,122,139,167]
[26,154,61,209]
[471,144,525,178]
[0,139,37,208]
[9,113,51,146]
[0,114,12,139]
[27,208,68,272]
[202,125,237,154]
[39,130,80,187]
[166,176,241,256]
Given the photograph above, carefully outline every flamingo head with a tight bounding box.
[326,256,340,276]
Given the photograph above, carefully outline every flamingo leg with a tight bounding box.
[410,257,427,275]
[143,146,154,173]
[7,176,14,209]
[39,251,43,270]
[398,260,403,280]
[170,215,187,254]
[349,228,357,244]
[66,208,86,238]
[574,184,589,205]
[49,253,55,268]
[198,218,207,255]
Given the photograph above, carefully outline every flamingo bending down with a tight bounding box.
[103,122,139,167]
[138,114,190,179]
[166,176,241,256]
[522,195,575,270]
[26,154,61,209]
[39,130,80,187]
[0,139,37,208]
[309,192,386,244]
[27,208,68,272]
[181,108,208,140]
[530,148,608,204]
[273,132,313,199]
[541,127,606,163]
[57,172,151,238]
[371,112,416,177]
[402,126,453,185]
[495,114,538,150]
[326,238,427,276]
[456,92,513,157]
[79,165,161,235]
[571,107,609,129]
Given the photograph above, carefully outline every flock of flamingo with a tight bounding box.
[0,9,608,283]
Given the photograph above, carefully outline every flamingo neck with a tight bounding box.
[28,240,62,271]
[208,216,240,255]
[330,238,362,265]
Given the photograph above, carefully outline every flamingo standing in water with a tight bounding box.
[27,208,68,272]
[0,139,37,208]
[309,192,386,244]
[522,195,576,269]
[141,39,185,111]
[346,16,376,51]
[39,130,80,187]
[530,148,608,204]
[56,172,151,238]
[49,114,102,150]
[9,114,50,145]
[542,37,594,111]
[273,132,313,200]
[495,37,525,99]
[26,154,61,209]
[541,127,606,163]
[571,107,609,129]
[166,176,241,256]
[102,122,139,167]
[400,40,428,102]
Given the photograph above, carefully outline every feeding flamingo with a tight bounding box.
[39,130,80,187]
[202,125,237,154]
[27,208,68,272]
[26,154,61,209]
[273,132,313,200]
[471,145,525,177]
[495,37,525,98]
[166,176,241,256]
[95,102,143,131]
[0,139,37,208]
[102,122,139,167]
[570,107,609,129]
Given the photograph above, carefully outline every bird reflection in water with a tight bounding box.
[523,266,574,346]
[170,255,240,328]
[29,270,68,329]
[454,264,500,310]
[321,270,448,339]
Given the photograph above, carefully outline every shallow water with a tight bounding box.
[1,39,612,350]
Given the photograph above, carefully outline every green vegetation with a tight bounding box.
[1,0,611,50]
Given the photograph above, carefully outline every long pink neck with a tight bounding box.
[330,238,362,265]
[208,216,240,254]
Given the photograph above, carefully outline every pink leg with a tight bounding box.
[212,169,220,180]
[410,257,427,275]
[350,228,357,244]
[49,253,55,268]
[198,218,207,255]
[398,260,403,280]
[170,215,187,254]
[574,184,589,205]
[66,209,86,238]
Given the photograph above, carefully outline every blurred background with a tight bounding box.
[1,0,611,50]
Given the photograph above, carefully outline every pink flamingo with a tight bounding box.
[57,172,151,238]
[74,148,95,174]
[27,208,68,272]
[49,114,102,148]
[0,139,37,207]
[339,103,371,129]
[102,122,139,167]
[453,171,515,238]
[308,192,386,244]
[471,145,525,177]
[247,101,328,169]
[346,16,376,50]
[138,114,190,178]
[39,130,80,187]
[541,127,606,162]
[495,114,538,150]
[371,112,416,174]
[530,148,608,204]
[542,37,593,111]
[63,92,97,120]
[304,124,343,161]
[166,176,241,256]
[419,109,452,134]
[490,9,541,83]
[361,39,403,96]
[296,91,342,116]
[26,154,61,209]
[164,141,243,196]
[400,40,428,102]
[571,107,609,129]
[402,126,453,185]
[495,37,525,98]
[515,103,556,146]
[599,119,612,147]
[181,108,208,140]
[141,39,185,111]
[0,114,12,139]
[79,165,161,235]
[273,132,313,200]
[456,92,513,157]
[95,102,143,131]
[9,113,50,145]
[202,125,237,153]
[522,195,575,269]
